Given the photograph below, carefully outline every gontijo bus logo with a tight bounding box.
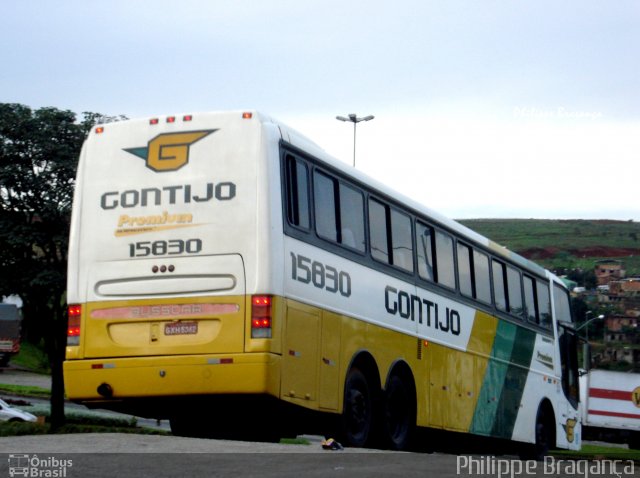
[124,130,217,172]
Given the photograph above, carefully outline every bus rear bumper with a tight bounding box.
[63,353,280,402]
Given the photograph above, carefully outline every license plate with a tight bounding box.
[164,321,198,336]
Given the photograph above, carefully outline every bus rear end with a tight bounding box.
[64,112,282,427]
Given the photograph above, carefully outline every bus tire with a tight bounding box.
[341,367,374,447]
[532,404,555,460]
[383,373,415,450]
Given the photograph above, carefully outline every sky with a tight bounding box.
[2,0,639,220]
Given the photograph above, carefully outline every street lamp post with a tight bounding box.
[577,311,605,343]
[336,113,374,167]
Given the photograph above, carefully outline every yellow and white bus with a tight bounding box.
[64,111,581,453]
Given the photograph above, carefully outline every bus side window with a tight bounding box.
[314,170,339,242]
[553,283,573,324]
[473,249,491,304]
[416,221,435,282]
[457,243,473,298]
[434,230,456,289]
[506,265,524,318]
[368,200,413,272]
[339,183,365,252]
[369,198,390,264]
[523,275,538,324]
[390,209,413,272]
[537,280,552,329]
[492,260,508,312]
[457,244,491,304]
[285,155,310,229]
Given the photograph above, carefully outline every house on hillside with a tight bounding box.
[595,259,626,286]
[600,278,640,314]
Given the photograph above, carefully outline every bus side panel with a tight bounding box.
[278,301,344,412]
[281,300,321,404]
[318,310,342,411]
[427,311,496,431]
[469,321,538,440]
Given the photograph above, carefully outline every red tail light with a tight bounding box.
[251,295,272,338]
[67,304,82,346]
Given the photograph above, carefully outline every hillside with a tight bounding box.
[458,219,640,276]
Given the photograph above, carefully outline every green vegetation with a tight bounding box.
[0,401,169,437]
[460,219,640,275]
[21,405,137,428]
[0,420,169,437]
[0,384,50,398]
[459,219,640,251]
[10,341,51,374]
[280,437,311,445]
[552,444,640,462]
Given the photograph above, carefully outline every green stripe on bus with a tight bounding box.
[469,320,516,436]
[469,322,537,438]
[490,326,536,439]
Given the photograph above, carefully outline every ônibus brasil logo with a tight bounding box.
[123,130,216,172]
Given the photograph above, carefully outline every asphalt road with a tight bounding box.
[0,368,485,477]
[1,368,637,478]
[0,434,458,478]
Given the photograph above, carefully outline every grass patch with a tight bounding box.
[0,421,48,437]
[0,384,50,398]
[459,219,640,275]
[0,420,169,437]
[11,341,51,374]
[553,444,640,462]
[279,437,311,445]
[0,405,170,437]
[20,405,139,428]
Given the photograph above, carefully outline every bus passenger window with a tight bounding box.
[391,209,413,272]
[506,265,524,317]
[435,231,456,289]
[492,260,508,312]
[457,243,473,298]
[314,171,338,242]
[339,183,365,252]
[537,280,552,329]
[523,276,537,323]
[473,250,491,304]
[285,156,310,229]
[553,283,573,324]
[416,222,435,281]
[369,199,390,264]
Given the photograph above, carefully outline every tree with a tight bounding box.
[0,103,124,429]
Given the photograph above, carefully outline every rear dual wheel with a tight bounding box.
[383,374,415,450]
[341,367,415,450]
[341,368,374,447]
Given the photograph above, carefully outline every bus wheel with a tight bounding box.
[341,367,374,447]
[532,405,555,460]
[383,374,415,450]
